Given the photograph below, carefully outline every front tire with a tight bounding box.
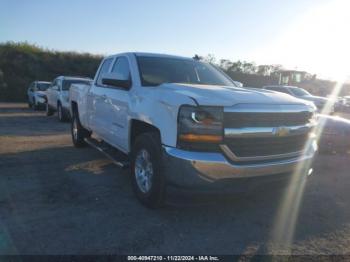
[71,110,89,148]
[131,132,165,208]
[57,102,68,122]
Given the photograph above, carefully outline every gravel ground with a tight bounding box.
[0,103,350,255]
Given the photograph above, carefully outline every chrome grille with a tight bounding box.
[222,104,315,161]
[224,112,312,128]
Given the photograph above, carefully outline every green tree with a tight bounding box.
[0,42,102,102]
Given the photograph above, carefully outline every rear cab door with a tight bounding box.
[47,78,60,109]
[87,57,114,138]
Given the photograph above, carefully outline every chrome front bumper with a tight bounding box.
[162,142,316,188]
[163,103,317,188]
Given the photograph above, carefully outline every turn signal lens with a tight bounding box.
[179,134,222,143]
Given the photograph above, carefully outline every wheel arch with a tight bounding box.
[71,101,78,114]
[129,119,161,151]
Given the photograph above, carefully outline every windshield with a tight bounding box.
[289,87,311,97]
[36,83,50,91]
[137,56,234,87]
[62,80,90,90]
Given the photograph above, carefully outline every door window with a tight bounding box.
[57,79,62,91]
[111,57,130,81]
[52,79,59,90]
[96,58,113,86]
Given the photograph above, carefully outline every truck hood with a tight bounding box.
[160,83,310,106]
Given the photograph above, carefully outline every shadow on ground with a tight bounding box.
[0,145,349,255]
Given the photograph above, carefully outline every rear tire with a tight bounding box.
[71,109,90,148]
[46,103,54,116]
[131,132,166,208]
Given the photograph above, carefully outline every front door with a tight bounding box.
[102,56,131,151]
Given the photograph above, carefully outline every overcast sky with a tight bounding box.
[1,0,348,80]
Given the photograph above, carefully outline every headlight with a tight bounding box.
[310,111,319,124]
[177,105,223,150]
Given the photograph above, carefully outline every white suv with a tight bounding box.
[27,81,51,110]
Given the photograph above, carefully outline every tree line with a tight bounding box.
[0,42,102,102]
[196,54,283,76]
[0,42,347,102]
[0,42,284,102]
[196,54,350,97]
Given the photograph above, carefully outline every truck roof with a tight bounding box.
[36,81,51,84]
[106,52,194,61]
[55,76,92,81]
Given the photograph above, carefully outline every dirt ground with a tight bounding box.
[0,103,350,255]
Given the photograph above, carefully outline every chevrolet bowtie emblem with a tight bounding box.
[273,126,290,137]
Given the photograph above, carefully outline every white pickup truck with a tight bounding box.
[46,76,92,121]
[69,52,318,208]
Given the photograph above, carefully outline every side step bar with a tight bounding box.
[84,138,130,169]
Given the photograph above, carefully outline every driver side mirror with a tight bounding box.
[102,73,131,89]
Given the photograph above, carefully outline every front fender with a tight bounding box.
[128,87,196,148]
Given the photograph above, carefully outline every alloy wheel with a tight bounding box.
[134,149,154,193]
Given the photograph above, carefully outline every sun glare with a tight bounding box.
[270,77,346,254]
[267,0,349,253]
[254,0,350,81]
